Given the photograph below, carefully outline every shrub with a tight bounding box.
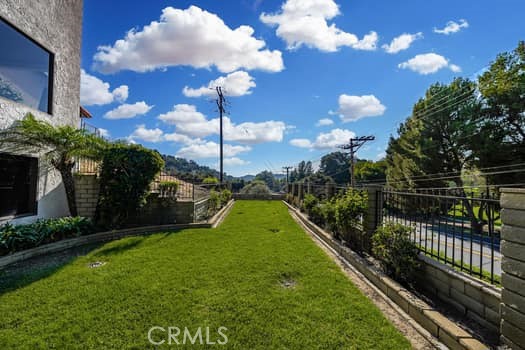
[0,217,95,255]
[208,189,221,215]
[159,181,179,198]
[240,180,271,195]
[220,189,232,204]
[202,177,219,184]
[372,224,420,285]
[321,199,338,234]
[95,143,164,228]
[302,194,318,213]
[335,189,368,251]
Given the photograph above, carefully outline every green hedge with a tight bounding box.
[0,217,95,256]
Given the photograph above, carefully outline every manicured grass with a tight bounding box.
[0,201,409,349]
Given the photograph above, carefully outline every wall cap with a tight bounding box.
[501,188,525,194]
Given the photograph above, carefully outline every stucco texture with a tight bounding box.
[0,0,83,222]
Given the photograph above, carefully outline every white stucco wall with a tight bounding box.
[0,0,83,223]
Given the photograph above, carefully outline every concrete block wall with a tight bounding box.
[74,174,100,219]
[417,255,501,333]
[500,188,525,349]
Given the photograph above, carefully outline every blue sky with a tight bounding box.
[80,0,525,176]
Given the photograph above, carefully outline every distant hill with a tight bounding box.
[161,154,236,182]
[240,174,255,181]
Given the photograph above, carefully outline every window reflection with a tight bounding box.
[0,18,52,114]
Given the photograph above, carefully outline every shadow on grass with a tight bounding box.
[0,242,103,296]
[0,230,184,296]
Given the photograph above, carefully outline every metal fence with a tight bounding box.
[379,189,501,285]
[152,171,231,202]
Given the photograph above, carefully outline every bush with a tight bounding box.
[0,217,95,255]
[202,177,219,184]
[372,224,420,285]
[159,181,179,198]
[321,199,338,234]
[208,189,221,215]
[95,143,164,228]
[302,194,318,213]
[334,189,368,251]
[240,180,271,195]
[220,189,232,204]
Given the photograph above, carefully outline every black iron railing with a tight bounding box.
[380,189,501,285]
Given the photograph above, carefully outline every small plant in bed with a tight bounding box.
[0,217,95,256]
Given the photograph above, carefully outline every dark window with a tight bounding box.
[0,17,53,114]
[0,153,38,219]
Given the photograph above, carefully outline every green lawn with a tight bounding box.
[0,201,409,349]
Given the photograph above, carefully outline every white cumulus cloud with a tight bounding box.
[398,53,461,75]
[158,104,287,144]
[104,101,153,119]
[316,118,334,127]
[289,138,312,148]
[434,19,469,35]
[183,71,256,97]
[382,32,423,54]
[80,69,128,106]
[176,141,251,159]
[129,124,164,142]
[224,157,250,166]
[93,6,283,74]
[336,94,386,122]
[290,128,356,150]
[260,0,377,52]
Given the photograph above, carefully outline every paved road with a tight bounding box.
[385,216,501,279]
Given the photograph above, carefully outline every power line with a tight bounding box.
[339,136,375,187]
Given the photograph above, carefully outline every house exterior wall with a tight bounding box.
[0,0,83,223]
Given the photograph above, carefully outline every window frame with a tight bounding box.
[0,15,54,115]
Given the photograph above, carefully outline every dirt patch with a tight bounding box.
[268,228,281,233]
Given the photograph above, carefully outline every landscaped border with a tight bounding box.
[0,200,235,269]
[284,201,489,350]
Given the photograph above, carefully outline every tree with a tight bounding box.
[0,114,107,216]
[386,78,480,191]
[354,160,387,183]
[475,41,525,185]
[254,170,276,191]
[318,151,350,184]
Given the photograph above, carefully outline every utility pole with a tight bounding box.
[339,135,375,187]
[282,166,293,184]
[216,86,226,183]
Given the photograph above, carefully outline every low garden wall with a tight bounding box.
[417,255,501,333]
[74,174,205,225]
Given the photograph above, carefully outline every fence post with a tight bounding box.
[364,186,383,236]
[325,182,335,199]
[500,188,525,349]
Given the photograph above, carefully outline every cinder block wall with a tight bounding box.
[74,174,100,219]
[500,188,525,350]
[417,255,501,333]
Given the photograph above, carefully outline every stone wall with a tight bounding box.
[74,174,100,219]
[500,188,525,349]
[0,0,83,223]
